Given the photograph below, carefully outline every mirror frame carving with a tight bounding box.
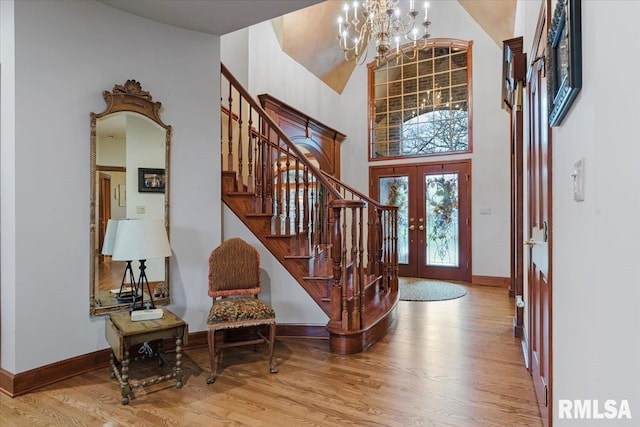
[90,80,172,316]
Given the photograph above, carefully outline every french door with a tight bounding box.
[370,160,471,281]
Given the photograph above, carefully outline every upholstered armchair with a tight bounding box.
[206,238,278,384]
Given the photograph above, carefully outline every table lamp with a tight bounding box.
[101,219,139,303]
[111,219,171,314]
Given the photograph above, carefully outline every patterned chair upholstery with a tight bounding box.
[206,238,278,384]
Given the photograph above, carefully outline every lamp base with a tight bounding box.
[116,293,142,304]
[131,308,164,322]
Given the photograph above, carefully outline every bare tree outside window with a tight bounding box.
[402,108,468,155]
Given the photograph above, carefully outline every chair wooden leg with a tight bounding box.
[206,328,218,384]
[268,322,278,374]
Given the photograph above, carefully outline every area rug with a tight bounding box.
[399,277,467,301]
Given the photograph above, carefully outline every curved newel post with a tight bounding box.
[356,204,365,330]
[329,200,367,331]
[329,203,343,328]
[350,203,360,330]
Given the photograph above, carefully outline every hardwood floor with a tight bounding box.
[97,257,127,291]
[0,285,542,426]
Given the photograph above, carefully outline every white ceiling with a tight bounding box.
[97,0,323,35]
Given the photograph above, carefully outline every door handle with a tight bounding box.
[418,225,424,231]
[409,225,415,230]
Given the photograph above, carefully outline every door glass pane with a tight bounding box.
[379,176,409,264]
[425,173,459,267]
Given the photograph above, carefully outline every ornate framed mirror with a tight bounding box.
[90,80,171,316]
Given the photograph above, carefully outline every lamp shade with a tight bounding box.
[101,218,121,255]
[111,219,171,261]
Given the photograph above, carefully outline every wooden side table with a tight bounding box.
[105,307,188,405]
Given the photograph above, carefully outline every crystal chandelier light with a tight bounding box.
[337,0,431,64]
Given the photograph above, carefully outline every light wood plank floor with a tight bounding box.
[1,285,542,426]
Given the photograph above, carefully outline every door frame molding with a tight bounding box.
[503,36,526,338]
[369,158,472,282]
[524,1,553,424]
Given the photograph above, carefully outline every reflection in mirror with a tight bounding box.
[90,81,171,316]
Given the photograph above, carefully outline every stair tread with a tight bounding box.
[226,191,255,196]
[245,213,274,218]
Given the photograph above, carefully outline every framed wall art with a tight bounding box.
[138,168,165,193]
[547,0,582,126]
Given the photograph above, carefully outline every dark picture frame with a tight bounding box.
[547,0,582,126]
[138,168,165,193]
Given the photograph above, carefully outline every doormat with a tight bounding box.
[399,277,467,301]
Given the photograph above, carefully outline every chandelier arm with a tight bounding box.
[336,0,431,64]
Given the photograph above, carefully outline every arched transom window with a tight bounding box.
[368,39,473,159]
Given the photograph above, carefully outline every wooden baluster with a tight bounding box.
[328,192,335,248]
[303,164,309,237]
[237,97,243,190]
[316,179,323,247]
[255,121,263,212]
[376,208,384,290]
[227,81,233,173]
[247,107,254,193]
[366,207,375,277]
[383,210,390,291]
[311,180,317,248]
[220,95,224,175]
[391,207,399,292]
[295,158,301,235]
[265,124,273,216]
[275,143,283,232]
[387,209,396,291]
[284,147,291,234]
[358,206,365,328]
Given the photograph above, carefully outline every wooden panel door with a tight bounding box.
[98,173,111,260]
[370,161,471,281]
[526,3,552,424]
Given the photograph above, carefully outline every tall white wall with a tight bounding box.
[221,28,250,88]
[0,0,220,373]
[0,0,18,373]
[125,115,165,219]
[515,0,640,423]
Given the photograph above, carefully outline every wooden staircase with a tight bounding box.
[220,64,399,354]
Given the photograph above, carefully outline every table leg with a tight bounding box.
[120,349,132,405]
[175,336,183,389]
[109,352,116,379]
[155,339,163,366]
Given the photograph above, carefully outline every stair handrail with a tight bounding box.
[221,63,342,201]
[221,63,398,341]
[318,169,397,213]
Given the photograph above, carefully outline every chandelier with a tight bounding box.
[337,0,431,64]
